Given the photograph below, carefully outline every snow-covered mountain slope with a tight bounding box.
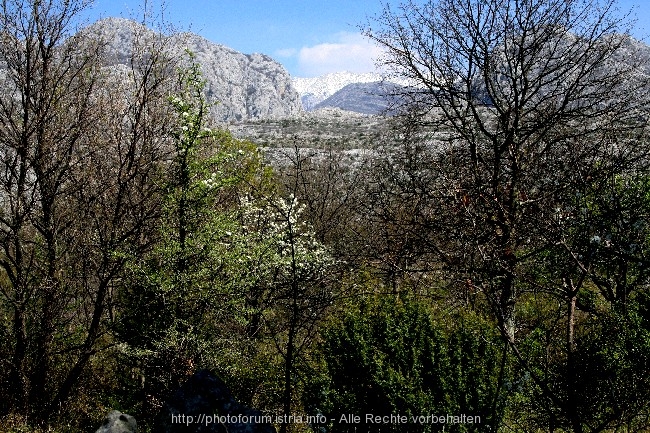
[293,72,388,110]
[313,81,404,115]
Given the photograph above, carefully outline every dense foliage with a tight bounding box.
[306,296,507,433]
[0,0,649,432]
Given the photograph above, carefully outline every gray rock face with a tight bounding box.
[96,410,137,433]
[175,33,301,121]
[156,370,275,433]
[83,18,302,122]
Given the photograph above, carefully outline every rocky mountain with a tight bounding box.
[292,34,650,116]
[84,18,302,122]
[611,34,650,76]
[177,32,301,121]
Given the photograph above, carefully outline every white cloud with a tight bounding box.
[295,32,384,77]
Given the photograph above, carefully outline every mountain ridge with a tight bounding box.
[64,19,650,119]
[84,17,303,122]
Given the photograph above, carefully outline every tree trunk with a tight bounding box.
[565,279,581,433]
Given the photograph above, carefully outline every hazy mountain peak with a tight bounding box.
[292,71,387,110]
[290,71,417,112]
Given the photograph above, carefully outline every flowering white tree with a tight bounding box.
[114,53,274,411]
[223,193,335,429]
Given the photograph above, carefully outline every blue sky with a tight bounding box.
[81,0,649,78]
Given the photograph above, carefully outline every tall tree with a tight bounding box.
[0,0,102,418]
[0,0,176,422]
[238,193,335,433]
[113,54,279,418]
[365,0,650,430]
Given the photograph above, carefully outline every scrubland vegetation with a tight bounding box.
[0,0,649,432]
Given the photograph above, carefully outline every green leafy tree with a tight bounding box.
[114,54,270,416]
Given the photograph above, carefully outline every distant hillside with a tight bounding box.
[84,18,303,122]
[292,34,650,116]
[293,72,387,110]
[313,81,404,115]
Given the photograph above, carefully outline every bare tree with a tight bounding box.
[0,0,103,417]
[0,0,177,422]
[49,18,178,415]
[274,144,366,260]
[365,0,650,430]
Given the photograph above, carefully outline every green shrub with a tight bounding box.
[306,295,508,433]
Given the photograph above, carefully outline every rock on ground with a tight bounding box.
[95,410,137,433]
